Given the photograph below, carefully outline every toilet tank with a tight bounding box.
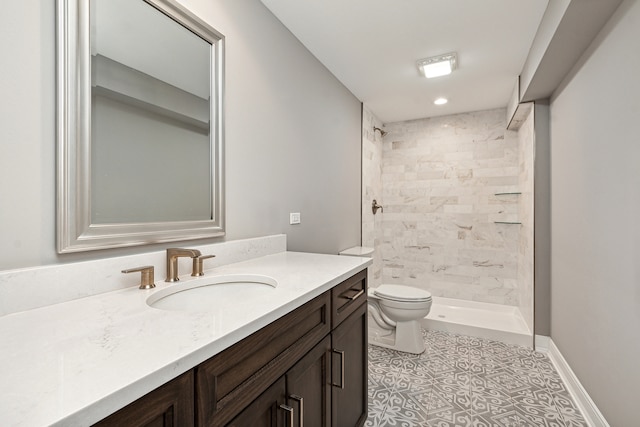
[339,246,374,286]
[339,246,374,257]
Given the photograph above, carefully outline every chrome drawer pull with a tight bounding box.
[290,394,304,427]
[331,349,345,389]
[279,404,294,427]
[341,288,365,301]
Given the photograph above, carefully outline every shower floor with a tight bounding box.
[422,297,532,347]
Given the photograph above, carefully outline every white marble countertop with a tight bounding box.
[0,251,371,427]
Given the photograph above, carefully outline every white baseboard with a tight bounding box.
[544,339,609,427]
[534,334,550,351]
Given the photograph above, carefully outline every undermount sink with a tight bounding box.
[146,274,277,311]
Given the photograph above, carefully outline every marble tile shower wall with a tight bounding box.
[517,109,535,331]
[380,109,521,305]
[362,106,384,288]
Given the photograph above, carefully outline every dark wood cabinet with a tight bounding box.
[226,377,286,427]
[93,371,194,427]
[93,270,368,427]
[195,291,331,426]
[331,302,368,427]
[225,335,332,427]
[285,335,332,427]
[332,270,367,328]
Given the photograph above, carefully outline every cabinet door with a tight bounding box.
[226,377,288,427]
[92,371,194,427]
[285,335,332,427]
[197,292,331,427]
[331,302,367,427]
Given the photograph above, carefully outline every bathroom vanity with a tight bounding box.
[94,270,367,426]
[0,247,370,427]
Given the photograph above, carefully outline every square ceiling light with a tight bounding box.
[417,52,458,78]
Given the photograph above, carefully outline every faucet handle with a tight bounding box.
[372,199,384,214]
[122,266,156,289]
[192,255,216,277]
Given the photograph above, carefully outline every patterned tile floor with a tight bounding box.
[366,330,587,427]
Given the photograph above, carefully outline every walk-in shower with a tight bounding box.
[362,106,535,347]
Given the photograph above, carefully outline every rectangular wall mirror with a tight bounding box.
[57,0,225,253]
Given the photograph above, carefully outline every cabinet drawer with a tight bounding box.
[331,269,367,328]
[196,291,331,427]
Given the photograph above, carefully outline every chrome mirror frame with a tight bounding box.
[56,0,225,253]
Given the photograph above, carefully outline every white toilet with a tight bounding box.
[368,284,432,354]
[338,246,432,354]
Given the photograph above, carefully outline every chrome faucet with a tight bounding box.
[165,248,201,282]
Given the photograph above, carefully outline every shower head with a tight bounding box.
[373,126,387,137]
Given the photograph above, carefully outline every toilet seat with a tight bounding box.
[374,284,432,303]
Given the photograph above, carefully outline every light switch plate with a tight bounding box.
[290,212,301,225]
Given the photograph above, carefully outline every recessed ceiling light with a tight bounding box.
[417,52,458,78]
[434,97,448,105]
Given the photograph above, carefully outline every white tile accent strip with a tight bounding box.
[543,338,610,427]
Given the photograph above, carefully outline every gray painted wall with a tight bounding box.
[534,100,551,337]
[91,94,211,223]
[0,0,361,270]
[550,1,640,424]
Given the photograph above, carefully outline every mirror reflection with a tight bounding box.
[91,0,211,223]
[57,0,225,253]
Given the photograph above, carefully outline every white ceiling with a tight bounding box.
[260,0,549,124]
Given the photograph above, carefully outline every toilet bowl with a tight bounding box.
[368,284,432,354]
[337,247,431,353]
